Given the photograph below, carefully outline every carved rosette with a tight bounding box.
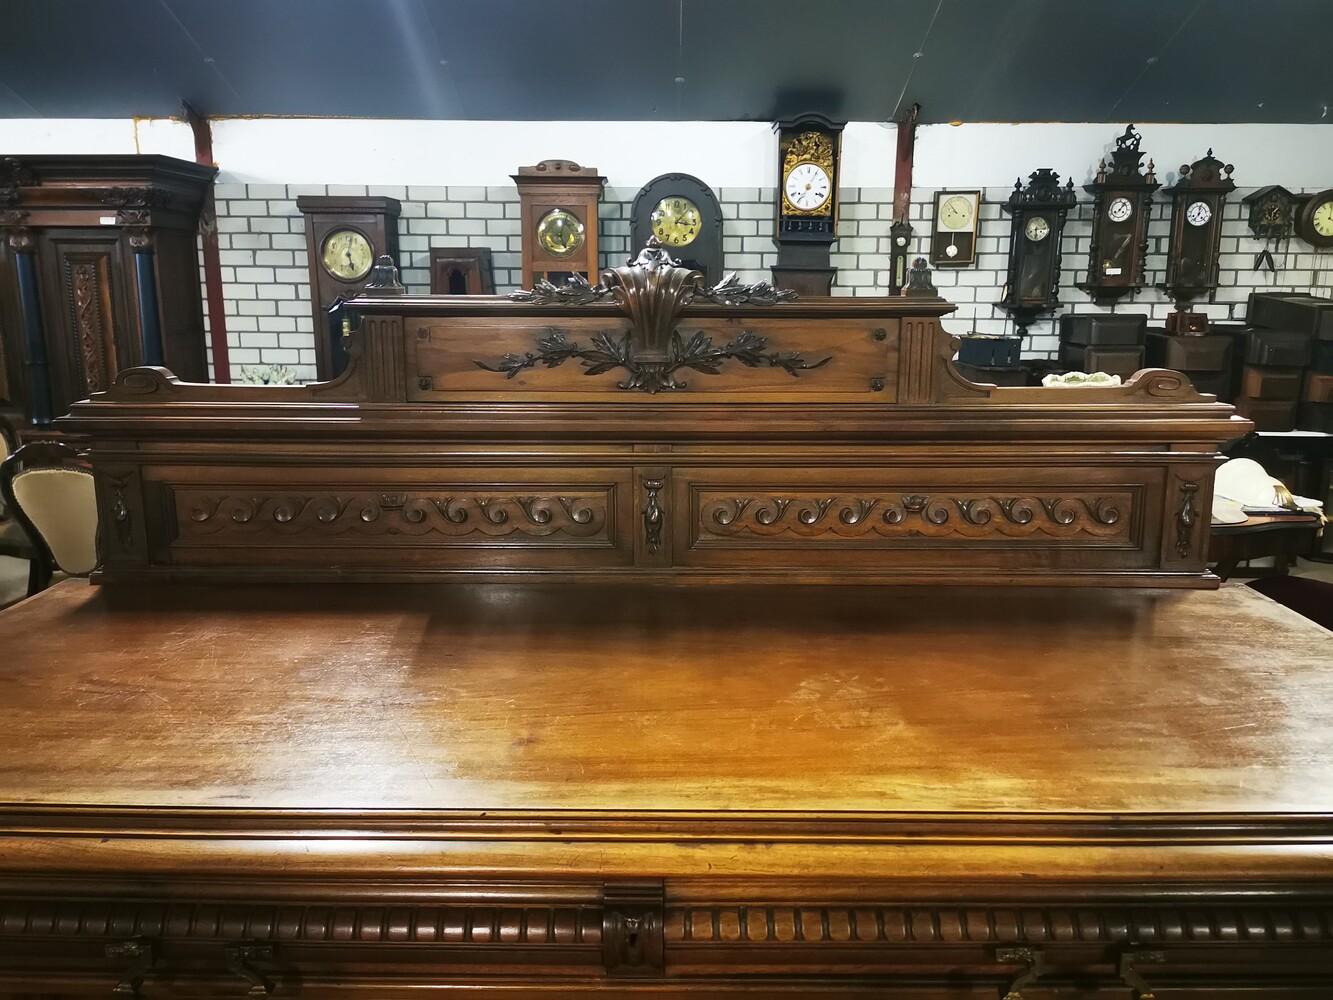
[179,492,608,540]
[701,493,1129,540]
[118,208,154,250]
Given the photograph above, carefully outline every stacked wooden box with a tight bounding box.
[954,334,1027,386]
[1241,293,1333,431]
[1057,315,1146,379]
[1144,325,1234,399]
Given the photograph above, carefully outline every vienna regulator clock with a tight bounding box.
[1078,125,1159,303]
[513,160,605,289]
[770,114,844,296]
[1157,149,1235,311]
[1000,169,1077,335]
[297,195,401,379]
[630,173,723,282]
[929,190,980,267]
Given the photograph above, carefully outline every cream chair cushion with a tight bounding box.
[10,468,98,575]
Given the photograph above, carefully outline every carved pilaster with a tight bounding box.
[118,208,154,250]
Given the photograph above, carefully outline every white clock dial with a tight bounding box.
[1025,216,1051,242]
[1313,200,1333,237]
[1107,197,1133,223]
[784,162,832,211]
[1186,201,1212,227]
[939,194,975,231]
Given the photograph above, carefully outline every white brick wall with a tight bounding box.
[208,183,1333,382]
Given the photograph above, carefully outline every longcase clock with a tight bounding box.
[297,196,400,380]
[513,160,605,289]
[1157,149,1235,312]
[770,114,844,296]
[1000,169,1077,336]
[1079,125,1159,303]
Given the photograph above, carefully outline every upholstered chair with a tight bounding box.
[0,440,98,596]
[0,419,41,594]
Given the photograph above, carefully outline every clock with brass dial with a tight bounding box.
[1000,167,1077,337]
[930,190,980,267]
[1296,188,1333,249]
[630,174,723,281]
[650,196,701,247]
[320,228,373,281]
[536,208,585,258]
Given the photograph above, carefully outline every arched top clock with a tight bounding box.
[630,173,723,283]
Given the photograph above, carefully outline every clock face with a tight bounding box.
[320,229,373,281]
[536,208,585,258]
[1107,197,1133,223]
[1025,216,1051,242]
[1186,201,1212,227]
[650,196,701,247]
[1314,199,1333,238]
[939,194,975,231]
[784,162,832,212]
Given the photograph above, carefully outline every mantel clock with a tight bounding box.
[297,195,401,380]
[512,160,605,289]
[630,173,723,283]
[770,114,844,296]
[1078,125,1159,303]
[1000,168,1077,336]
[1157,149,1235,309]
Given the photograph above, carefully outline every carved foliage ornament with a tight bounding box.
[476,326,830,394]
[182,492,607,540]
[703,493,1129,540]
[495,240,812,393]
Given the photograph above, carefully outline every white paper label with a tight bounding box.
[1103,266,1122,276]
[99,216,117,226]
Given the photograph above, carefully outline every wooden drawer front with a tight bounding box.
[158,467,633,570]
[674,467,1159,572]
[409,316,896,401]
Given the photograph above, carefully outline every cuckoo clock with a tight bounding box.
[1000,169,1077,336]
[1242,186,1295,276]
[1157,149,1235,315]
[513,160,605,289]
[770,114,844,296]
[1078,125,1159,304]
[630,173,723,283]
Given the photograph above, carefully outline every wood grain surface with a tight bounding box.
[2,580,1329,818]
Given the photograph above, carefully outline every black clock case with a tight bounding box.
[629,173,723,284]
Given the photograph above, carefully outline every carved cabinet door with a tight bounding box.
[34,230,135,414]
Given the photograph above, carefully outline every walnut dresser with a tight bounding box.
[2,253,1330,997]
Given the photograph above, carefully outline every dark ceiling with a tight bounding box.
[2,0,1331,124]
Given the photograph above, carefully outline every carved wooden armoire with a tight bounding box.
[0,155,216,428]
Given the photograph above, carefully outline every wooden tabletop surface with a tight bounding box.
[2,579,1330,818]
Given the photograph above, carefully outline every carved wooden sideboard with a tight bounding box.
[62,253,1247,586]
[0,155,215,429]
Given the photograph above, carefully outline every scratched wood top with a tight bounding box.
[1,580,1329,820]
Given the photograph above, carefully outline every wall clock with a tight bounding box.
[297,195,401,380]
[770,114,844,296]
[1242,185,1295,275]
[1157,149,1235,310]
[1000,168,1077,336]
[630,173,723,282]
[930,190,980,267]
[1078,125,1159,303]
[888,219,914,294]
[1295,188,1333,249]
[512,160,605,289]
